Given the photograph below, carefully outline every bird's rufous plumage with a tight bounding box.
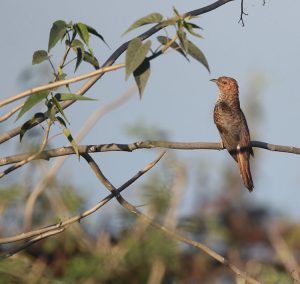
[211,76,254,191]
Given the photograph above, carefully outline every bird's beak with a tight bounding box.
[210,79,217,83]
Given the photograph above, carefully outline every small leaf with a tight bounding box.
[32,50,50,65]
[20,113,45,141]
[75,23,90,47]
[74,47,83,72]
[186,40,210,72]
[133,59,150,98]
[184,22,203,39]
[71,39,84,50]
[17,91,49,120]
[125,38,151,80]
[63,126,79,158]
[83,51,100,69]
[48,20,67,52]
[177,29,188,52]
[157,36,188,60]
[46,101,56,122]
[86,25,109,48]
[51,96,69,124]
[55,93,96,101]
[173,6,181,17]
[124,13,163,34]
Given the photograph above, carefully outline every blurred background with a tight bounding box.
[1,0,300,282]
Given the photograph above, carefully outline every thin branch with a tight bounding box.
[0,103,23,122]
[22,86,136,230]
[0,120,52,178]
[0,152,164,245]
[0,0,234,145]
[1,140,300,167]
[82,151,260,284]
[238,0,248,26]
[0,64,124,108]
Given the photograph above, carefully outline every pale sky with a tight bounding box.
[1,0,300,220]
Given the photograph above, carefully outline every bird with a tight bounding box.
[210,76,254,191]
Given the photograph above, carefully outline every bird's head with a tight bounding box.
[210,76,239,97]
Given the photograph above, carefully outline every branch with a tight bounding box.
[0,64,124,108]
[0,0,234,145]
[238,0,248,26]
[0,152,164,246]
[1,140,300,167]
[82,151,260,284]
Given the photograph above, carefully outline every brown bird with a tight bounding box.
[211,76,254,191]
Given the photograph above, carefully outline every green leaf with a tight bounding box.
[20,113,45,141]
[17,91,49,120]
[55,93,96,101]
[133,59,150,98]
[157,36,188,60]
[74,47,84,72]
[51,96,69,124]
[48,20,67,52]
[83,51,100,69]
[75,23,90,47]
[177,29,188,52]
[125,38,151,80]
[186,40,210,72]
[124,13,163,34]
[71,39,84,50]
[173,6,181,17]
[63,126,79,159]
[46,101,56,122]
[86,25,109,48]
[32,50,50,65]
[183,22,203,39]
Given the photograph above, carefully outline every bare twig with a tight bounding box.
[0,64,124,108]
[23,87,135,229]
[82,151,260,284]
[238,0,248,26]
[0,0,234,145]
[0,103,23,122]
[1,140,300,167]
[0,152,164,246]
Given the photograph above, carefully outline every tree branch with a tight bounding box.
[0,0,234,145]
[1,140,299,167]
[82,151,260,284]
[238,0,248,26]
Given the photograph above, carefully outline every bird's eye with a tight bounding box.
[223,81,227,85]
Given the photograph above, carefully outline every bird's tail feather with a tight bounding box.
[237,152,254,192]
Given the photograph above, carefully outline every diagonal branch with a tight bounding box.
[1,140,300,167]
[82,151,260,284]
[0,0,234,145]
[0,152,164,246]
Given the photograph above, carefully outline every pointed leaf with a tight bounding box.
[55,93,96,101]
[125,38,151,80]
[86,25,109,48]
[173,6,181,17]
[186,40,210,72]
[124,13,163,34]
[184,22,203,39]
[32,50,50,65]
[133,59,150,98]
[75,23,90,47]
[17,91,49,120]
[177,29,188,52]
[20,113,45,141]
[83,51,100,69]
[157,36,188,60]
[74,47,83,72]
[63,126,79,158]
[48,20,67,52]
[51,96,69,124]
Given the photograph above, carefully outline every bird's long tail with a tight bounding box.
[236,152,254,192]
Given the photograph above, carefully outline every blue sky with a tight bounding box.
[1,0,300,219]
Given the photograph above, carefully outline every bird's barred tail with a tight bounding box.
[237,152,254,192]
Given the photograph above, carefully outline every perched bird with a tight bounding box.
[211,76,254,191]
